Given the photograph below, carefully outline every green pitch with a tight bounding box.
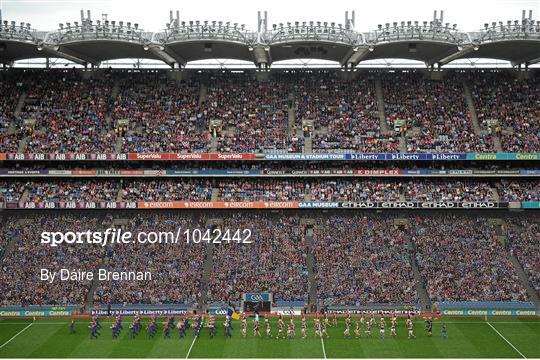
[0,317,538,358]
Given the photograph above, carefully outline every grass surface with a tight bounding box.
[0,317,538,358]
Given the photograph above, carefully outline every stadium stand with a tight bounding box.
[468,72,539,152]
[119,179,213,202]
[0,69,538,312]
[0,78,25,153]
[312,214,417,305]
[25,179,120,203]
[412,215,529,302]
[19,71,117,153]
[113,73,208,153]
[1,178,536,203]
[381,72,495,152]
[0,70,537,153]
[208,213,308,303]
[204,73,297,153]
[0,214,107,306]
[295,72,398,153]
[93,213,208,305]
[0,219,16,259]
[506,218,540,297]
[497,179,540,201]
[0,181,26,203]
[0,211,536,307]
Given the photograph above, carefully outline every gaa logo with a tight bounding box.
[249,294,264,301]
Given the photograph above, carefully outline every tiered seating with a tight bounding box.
[19,72,117,153]
[506,218,540,296]
[381,72,494,152]
[207,213,308,302]
[313,214,416,305]
[113,73,208,153]
[469,72,539,152]
[413,216,528,301]
[296,73,398,152]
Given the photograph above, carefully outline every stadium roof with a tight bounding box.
[0,10,538,68]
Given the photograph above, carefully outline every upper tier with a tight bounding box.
[1,69,538,157]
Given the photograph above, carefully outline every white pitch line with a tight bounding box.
[185,334,198,359]
[486,322,526,359]
[0,322,34,349]
[320,335,327,359]
[439,321,539,324]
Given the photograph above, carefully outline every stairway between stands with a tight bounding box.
[495,220,540,308]
[463,79,504,152]
[198,218,221,311]
[303,220,318,309]
[401,218,432,311]
[85,216,120,307]
[0,218,26,264]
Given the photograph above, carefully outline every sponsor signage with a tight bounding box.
[1,152,539,161]
[5,202,137,209]
[466,153,540,160]
[441,309,538,316]
[265,154,346,160]
[3,201,537,210]
[272,309,302,315]
[244,293,271,302]
[521,202,540,209]
[355,170,402,175]
[128,153,256,161]
[208,309,229,315]
[137,201,299,209]
[0,169,48,175]
[0,307,73,317]
[0,168,537,177]
[346,153,387,160]
[328,309,419,315]
[91,309,188,316]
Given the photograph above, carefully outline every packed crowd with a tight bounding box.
[497,179,540,202]
[1,179,537,203]
[469,72,539,152]
[0,219,17,259]
[216,179,309,201]
[0,181,27,203]
[204,73,298,152]
[18,71,117,153]
[294,73,399,153]
[119,179,213,202]
[0,78,25,152]
[402,179,495,202]
[0,70,538,153]
[208,213,308,302]
[506,218,540,297]
[381,72,494,152]
[24,180,120,203]
[412,216,528,301]
[313,215,417,305]
[0,214,107,306]
[0,212,537,306]
[113,73,209,153]
[309,179,402,202]
[93,213,208,305]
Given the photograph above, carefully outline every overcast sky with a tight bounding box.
[0,0,538,32]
